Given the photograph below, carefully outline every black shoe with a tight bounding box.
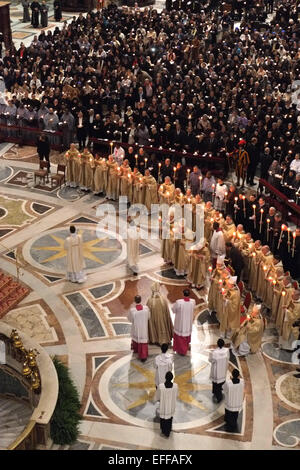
[294,373,300,379]
[296,368,300,372]
[133,272,138,276]
[141,358,147,363]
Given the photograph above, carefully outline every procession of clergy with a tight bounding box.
[64,143,300,436]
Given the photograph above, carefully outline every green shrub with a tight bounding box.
[50,357,82,445]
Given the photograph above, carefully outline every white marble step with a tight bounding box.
[0,398,32,449]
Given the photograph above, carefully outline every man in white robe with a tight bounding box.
[64,226,87,283]
[155,343,173,387]
[127,295,150,362]
[209,338,229,403]
[127,217,141,276]
[210,221,226,268]
[155,371,178,438]
[172,289,195,355]
[223,368,244,432]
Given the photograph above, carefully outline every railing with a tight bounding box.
[0,323,58,450]
[0,122,226,168]
[259,178,300,225]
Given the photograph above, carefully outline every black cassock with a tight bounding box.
[30,1,40,27]
[53,0,62,21]
[40,4,48,27]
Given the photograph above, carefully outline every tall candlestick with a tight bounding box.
[252,204,256,229]
[199,175,202,192]
[259,209,264,234]
[212,184,215,206]
[110,141,113,154]
[243,195,246,217]
[234,196,238,216]
[186,168,190,189]
[287,227,291,252]
[277,224,285,250]
[266,218,270,242]
[173,166,176,181]
[292,231,296,258]
[144,157,148,168]
[135,154,138,166]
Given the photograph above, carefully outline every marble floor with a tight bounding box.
[0,143,299,450]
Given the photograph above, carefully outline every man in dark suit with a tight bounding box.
[36,134,50,171]
[226,242,245,282]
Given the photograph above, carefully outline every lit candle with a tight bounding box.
[144,157,148,168]
[166,191,170,204]
[267,218,270,242]
[287,227,291,252]
[212,183,215,205]
[277,224,285,250]
[199,175,202,191]
[259,208,264,234]
[243,195,246,217]
[158,162,161,175]
[173,166,176,181]
[135,154,138,166]
[110,141,113,154]
[292,231,296,258]
[208,266,212,275]
[252,204,256,229]
[234,196,238,215]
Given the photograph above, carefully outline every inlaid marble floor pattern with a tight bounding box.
[0,142,300,450]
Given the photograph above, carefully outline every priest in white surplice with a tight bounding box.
[155,344,173,387]
[127,295,150,362]
[209,338,229,403]
[65,225,87,283]
[223,368,244,432]
[155,371,178,438]
[127,217,141,276]
[210,221,226,268]
[172,289,195,355]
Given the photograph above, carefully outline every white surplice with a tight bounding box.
[155,352,173,386]
[209,348,230,384]
[210,230,226,258]
[155,383,178,419]
[127,306,150,344]
[64,233,87,283]
[172,299,195,337]
[223,379,244,412]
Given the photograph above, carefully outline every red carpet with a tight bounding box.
[0,271,30,318]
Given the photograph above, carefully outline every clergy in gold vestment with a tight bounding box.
[208,255,226,312]
[271,269,284,322]
[275,276,294,334]
[192,194,203,233]
[131,168,144,205]
[143,169,158,212]
[173,219,194,276]
[222,215,237,243]
[231,305,265,355]
[240,234,254,281]
[279,291,300,350]
[119,159,132,201]
[158,177,175,205]
[93,155,108,194]
[65,225,87,283]
[106,156,119,200]
[147,282,173,345]
[265,257,283,310]
[187,240,210,289]
[161,210,175,264]
[248,241,262,292]
[79,147,94,191]
[204,201,215,243]
[127,218,141,275]
[256,246,274,303]
[220,276,240,338]
[65,143,80,187]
